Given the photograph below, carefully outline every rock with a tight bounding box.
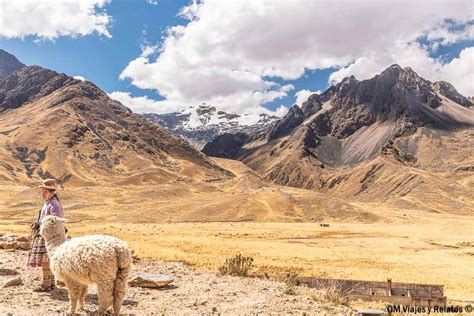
[16,235,30,242]
[1,242,16,249]
[0,241,30,250]
[17,242,30,250]
[0,268,19,276]
[0,234,17,242]
[128,271,173,288]
[3,277,22,288]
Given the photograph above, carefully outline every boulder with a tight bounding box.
[0,235,16,243]
[16,235,31,243]
[128,272,173,288]
[3,277,22,288]
[0,268,19,276]
[17,242,30,250]
[4,233,17,239]
[0,242,16,249]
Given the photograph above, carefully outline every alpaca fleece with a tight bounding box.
[40,215,132,315]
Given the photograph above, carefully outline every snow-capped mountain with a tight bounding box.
[143,104,279,148]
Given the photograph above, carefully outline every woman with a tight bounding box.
[27,178,64,292]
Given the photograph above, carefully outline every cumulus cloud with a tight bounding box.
[73,75,86,81]
[295,89,322,106]
[145,0,159,5]
[108,91,172,113]
[120,0,472,114]
[329,42,474,96]
[425,21,474,46]
[0,0,112,40]
[275,105,289,117]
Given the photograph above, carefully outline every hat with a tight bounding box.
[39,179,59,191]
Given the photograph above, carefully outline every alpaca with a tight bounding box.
[40,215,132,315]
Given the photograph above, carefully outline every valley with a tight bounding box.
[0,49,473,312]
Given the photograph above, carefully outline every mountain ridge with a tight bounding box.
[202,65,474,212]
[143,104,279,149]
[0,52,233,185]
[0,49,25,79]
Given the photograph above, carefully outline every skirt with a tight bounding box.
[27,236,49,267]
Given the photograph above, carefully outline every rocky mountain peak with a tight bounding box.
[0,65,78,112]
[143,104,279,149]
[335,75,359,98]
[204,64,474,170]
[0,50,232,184]
[377,64,428,88]
[257,113,279,124]
[301,93,326,116]
[195,103,217,125]
[262,104,305,140]
[432,81,472,107]
[0,49,25,79]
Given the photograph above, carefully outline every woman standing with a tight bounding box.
[27,179,64,292]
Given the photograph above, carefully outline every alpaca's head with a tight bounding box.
[40,215,66,241]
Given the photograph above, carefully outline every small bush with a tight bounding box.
[316,280,352,305]
[218,254,254,276]
[283,271,300,295]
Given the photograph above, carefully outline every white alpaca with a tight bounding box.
[40,215,132,315]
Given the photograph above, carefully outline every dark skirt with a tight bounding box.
[27,236,49,267]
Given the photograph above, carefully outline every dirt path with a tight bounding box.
[0,249,354,315]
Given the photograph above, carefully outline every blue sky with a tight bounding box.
[0,0,190,101]
[0,0,472,120]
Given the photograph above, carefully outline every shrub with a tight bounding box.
[218,254,254,276]
[316,280,352,305]
[283,271,300,295]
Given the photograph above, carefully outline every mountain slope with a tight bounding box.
[0,55,232,185]
[143,104,278,149]
[0,49,25,79]
[203,65,474,213]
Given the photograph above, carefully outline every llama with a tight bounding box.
[40,215,132,315]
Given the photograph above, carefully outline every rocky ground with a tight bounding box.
[0,249,355,315]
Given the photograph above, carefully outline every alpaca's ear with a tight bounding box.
[57,217,68,222]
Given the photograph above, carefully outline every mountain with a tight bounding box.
[203,65,474,213]
[0,49,25,79]
[143,104,279,149]
[0,51,232,185]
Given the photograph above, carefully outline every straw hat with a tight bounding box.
[38,179,59,191]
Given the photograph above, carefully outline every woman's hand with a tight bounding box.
[30,221,39,229]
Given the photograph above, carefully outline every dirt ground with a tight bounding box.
[0,249,354,315]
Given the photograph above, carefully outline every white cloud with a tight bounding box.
[275,105,289,117]
[73,75,86,81]
[425,21,474,46]
[294,89,322,106]
[145,0,159,5]
[0,0,112,40]
[437,47,474,96]
[329,42,474,96]
[120,0,472,115]
[108,91,174,113]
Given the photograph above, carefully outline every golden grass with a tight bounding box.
[2,214,473,302]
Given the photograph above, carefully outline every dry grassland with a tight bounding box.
[1,183,472,303]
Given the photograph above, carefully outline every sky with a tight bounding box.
[0,0,473,123]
